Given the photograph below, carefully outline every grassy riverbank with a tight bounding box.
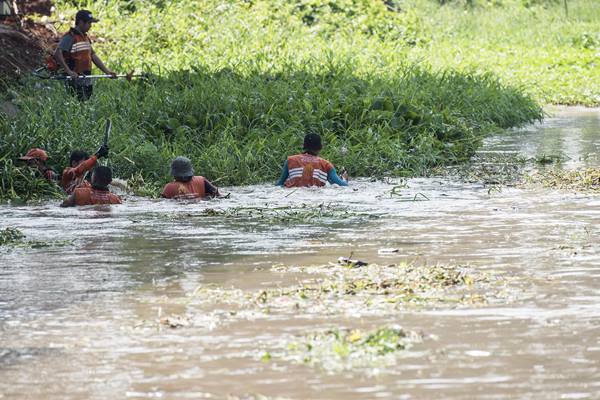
[8,0,595,199]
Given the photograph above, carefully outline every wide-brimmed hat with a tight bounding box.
[170,156,194,178]
[19,148,48,161]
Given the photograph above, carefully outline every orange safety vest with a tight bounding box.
[61,28,92,74]
[61,155,97,194]
[161,176,207,199]
[74,187,121,206]
[284,154,334,188]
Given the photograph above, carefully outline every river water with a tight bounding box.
[0,107,599,399]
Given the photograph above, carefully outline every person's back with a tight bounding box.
[61,165,121,207]
[285,153,333,188]
[161,156,220,200]
[162,176,207,199]
[277,133,348,188]
[73,186,121,205]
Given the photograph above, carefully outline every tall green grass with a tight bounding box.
[0,0,550,200]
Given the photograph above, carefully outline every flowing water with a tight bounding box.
[1,107,599,399]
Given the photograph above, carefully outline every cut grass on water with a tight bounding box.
[527,167,600,191]
[280,326,424,373]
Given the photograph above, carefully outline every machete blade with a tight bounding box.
[104,119,112,147]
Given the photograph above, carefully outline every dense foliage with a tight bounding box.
[4,0,580,200]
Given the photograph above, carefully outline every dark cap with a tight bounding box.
[75,10,99,23]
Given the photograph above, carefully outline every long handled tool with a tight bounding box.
[33,68,145,82]
[60,73,145,81]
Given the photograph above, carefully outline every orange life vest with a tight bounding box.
[61,28,92,74]
[284,154,334,188]
[161,176,207,199]
[74,187,121,206]
[61,156,97,194]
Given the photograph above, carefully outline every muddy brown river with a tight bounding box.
[1,107,599,399]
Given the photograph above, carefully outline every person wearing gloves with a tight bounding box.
[60,166,121,207]
[61,144,109,194]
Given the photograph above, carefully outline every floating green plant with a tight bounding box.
[282,326,424,372]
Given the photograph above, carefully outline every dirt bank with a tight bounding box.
[0,20,57,81]
[0,0,57,81]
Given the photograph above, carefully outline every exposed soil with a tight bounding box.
[0,0,58,82]
[18,0,51,16]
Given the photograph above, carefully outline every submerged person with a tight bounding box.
[60,166,121,207]
[18,148,58,181]
[161,156,220,199]
[276,133,348,187]
[61,144,109,194]
[54,9,116,101]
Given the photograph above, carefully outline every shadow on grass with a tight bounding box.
[0,64,542,200]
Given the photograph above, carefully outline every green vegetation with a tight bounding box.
[8,0,598,199]
[0,226,73,248]
[283,326,423,372]
[0,227,25,246]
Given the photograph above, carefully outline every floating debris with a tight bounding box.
[378,248,400,255]
[194,203,378,223]
[0,227,73,250]
[337,257,368,268]
[443,151,527,186]
[0,227,25,246]
[186,262,506,320]
[527,168,600,192]
[282,325,424,372]
[159,314,191,329]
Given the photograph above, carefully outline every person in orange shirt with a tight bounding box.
[61,145,108,194]
[161,156,220,200]
[60,165,121,207]
[276,133,348,187]
[18,148,58,181]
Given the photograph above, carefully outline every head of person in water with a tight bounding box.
[91,165,112,189]
[69,150,89,168]
[303,133,322,156]
[170,156,194,182]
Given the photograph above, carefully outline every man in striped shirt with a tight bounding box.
[54,9,115,101]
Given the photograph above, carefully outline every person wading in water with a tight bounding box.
[54,9,116,101]
[18,148,58,182]
[276,133,348,187]
[61,165,121,206]
[161,156,220,200]
[61,144,109,195]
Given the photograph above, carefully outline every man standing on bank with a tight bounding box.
[54,9,116,101]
